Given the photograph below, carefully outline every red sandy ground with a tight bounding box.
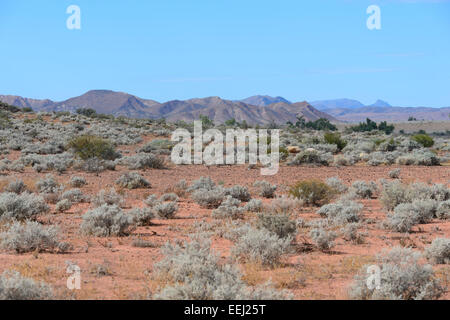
[0,162,448,300]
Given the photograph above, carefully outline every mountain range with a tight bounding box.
[1,91,449,123]
[0,91,335,125]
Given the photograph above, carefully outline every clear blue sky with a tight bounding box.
[1,0,449,107]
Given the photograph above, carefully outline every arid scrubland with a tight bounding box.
[0,107,449,300]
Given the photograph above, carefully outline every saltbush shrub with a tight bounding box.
[350,181,378,199]
[232,225,291,266]
[425,238,450,265]
[0,221,70,253]
[309,227,337,251]
[212,196,244,220]
[153,236,290,300]
[0,192,49,221]
[225,185,251,202]
[69,176,87,188]
[317,200,363,225]
[349,247,444,300]
[253,181,277,198]
[92,188,124,207]
[192,187,225,209]
[80,205,135,237]
[115,172,150,189]
[256,212,297,239]
[0,271,53,300]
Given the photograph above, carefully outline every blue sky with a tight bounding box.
[0,0,449,107]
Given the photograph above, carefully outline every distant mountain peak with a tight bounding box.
[240,95,291,107]
[369,99,391,108]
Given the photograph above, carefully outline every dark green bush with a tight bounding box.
[67,135,119,160]
[324,132,347,151]
[412,134,434,148]
[288,180,335,206]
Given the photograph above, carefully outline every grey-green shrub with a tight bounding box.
[55,199,72,213]
[212,196,244,220]
[244,199,263,212]
[436,200,450,219]
[0,192,49,221]
[0,271,53,300]
[192,187,225,208]
[188,176,216,192]
[325,177,348,194]
[425,238,450,264]
[129,207,154,226]
[115,172,150,189]
[256,212,297,239]
[92,188,124,207]
[154,202,178,219]
[388,168,401,179]
[153,236,290,300]
[69,176,86,188]
[350,181,377,199]
[5,180,27,194]
[61,189,86,203]
[36,174,61,194]
[349,247,444,300]
[80,204,135,237]
[317,200,363,225]
[309,227,337,251]
[253,181,277,198]
[225,185,251,202]
[232,225,291,266]
[0,221,70,253]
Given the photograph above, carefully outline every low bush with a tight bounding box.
[92,188,124,207]
[153,202,178,219]
[153,236,290,300]
[232,226,291,266]
[212,196,244,220]
[0,192,49,221]
[309,227,337,251]
[288,180,335,206]
[349,247,444,300]
[244,199,263,212]
[436,200,450,219]
[5,180,27,194]
[324,132,347,151]
[425,238,450,265]
[253,181,277,198]
[123,153,164,170]
[115,172,150,189]
[412,134,434,148]
[0,271,53,300]
[67,135,119,160]
[36,175,62,194]
[69,176,87,188]
[388,169,401,179]
[0,221,70,253]
[129,208,154,226]
[256,212,297,239]
[192,187,225,208]
[61,189,86,203]
[325,177,348,194]
[80,205,136,237]
[317,200,363,225]
[350,181,378,199]
[188,176,216,192]
[55,199,72,213]
[225,185,251,202]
